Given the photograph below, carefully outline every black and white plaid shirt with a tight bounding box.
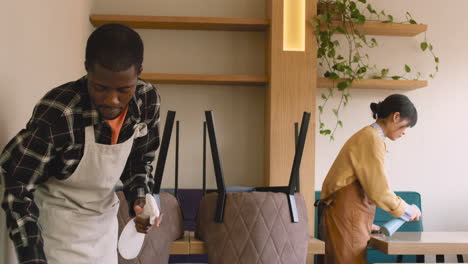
[0,76,160,263]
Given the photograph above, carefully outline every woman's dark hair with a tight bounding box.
[370,94,418,127]
[85,23,143,73]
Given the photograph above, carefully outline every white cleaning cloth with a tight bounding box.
[142,193,161,224]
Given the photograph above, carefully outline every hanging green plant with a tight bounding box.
[312,0,439,140]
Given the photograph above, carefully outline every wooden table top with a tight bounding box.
[369,232,468,255]
[188,232,325,255]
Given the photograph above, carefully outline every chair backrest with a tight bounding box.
[196,111,311,263]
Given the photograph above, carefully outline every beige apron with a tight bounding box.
[319,181,376,264]
[35,123,146,264]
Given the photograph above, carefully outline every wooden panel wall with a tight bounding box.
[265,0,317,236]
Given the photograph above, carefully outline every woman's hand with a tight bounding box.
[408,204,421,221]
[371,224,381,232]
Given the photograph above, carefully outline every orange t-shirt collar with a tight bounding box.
[105,106,129,145]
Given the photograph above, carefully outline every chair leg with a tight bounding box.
[457,254,464,263]
[436,254,445,263]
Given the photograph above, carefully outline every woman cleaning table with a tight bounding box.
[318,94,422,264]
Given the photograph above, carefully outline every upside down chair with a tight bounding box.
[196,111,311,264]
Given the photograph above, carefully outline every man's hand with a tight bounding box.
[133,197,162,234]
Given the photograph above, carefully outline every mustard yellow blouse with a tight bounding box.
[320,125,407,217]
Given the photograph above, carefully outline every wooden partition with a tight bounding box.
[265,0,317,235]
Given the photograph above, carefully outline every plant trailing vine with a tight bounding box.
[312,0,439,140]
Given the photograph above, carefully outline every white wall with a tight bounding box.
[0,1,93,263]
[92,0,267,190]
[315,0,468,233]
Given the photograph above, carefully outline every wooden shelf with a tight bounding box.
[140,73,268,86]
[90,14,270,32]
[318,77,427,90]
[321,21,427,36]
[141,74,426,89]
[91,15,426,36]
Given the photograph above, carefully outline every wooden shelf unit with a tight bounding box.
[91,14,426,36]
[322,20,428,37]
[141,74,427,90]
[90,14,270,32]
[140,73,268,86]
[318,77,428,90]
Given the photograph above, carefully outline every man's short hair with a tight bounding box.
[85,23,143,72]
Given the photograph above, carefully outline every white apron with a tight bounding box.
[35,123,146,264]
